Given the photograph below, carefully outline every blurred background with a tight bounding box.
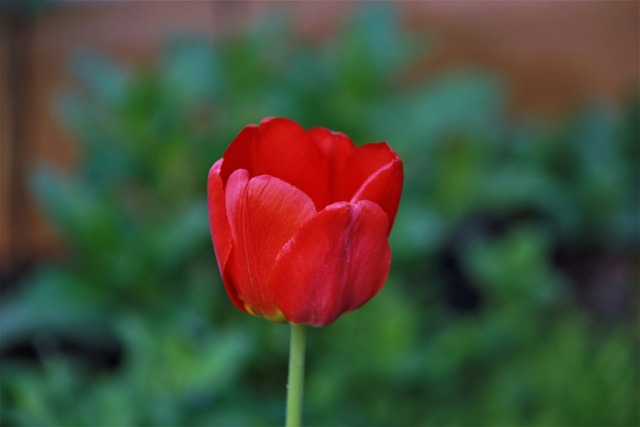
[1,1,638,426]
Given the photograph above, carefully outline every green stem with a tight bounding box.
[286,324,307,427]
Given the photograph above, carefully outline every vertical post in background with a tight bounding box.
[0,1,33,289]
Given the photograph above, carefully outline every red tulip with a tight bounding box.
[208,117,403,327]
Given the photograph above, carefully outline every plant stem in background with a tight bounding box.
[286,324,307,427]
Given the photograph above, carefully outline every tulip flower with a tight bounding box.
[208,117,403,327]
[208,117,402,426]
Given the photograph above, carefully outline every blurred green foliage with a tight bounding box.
[1,4,638,426]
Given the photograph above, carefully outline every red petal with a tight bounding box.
[208,159,244,312]
[351,158,403,233]
[271,201,391,326]
[307,127,355,166]
[307,127,356,206]
[220,118,329,210]
[219,125,259,182]
[338,142,401,202]
[224,169,316,318]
